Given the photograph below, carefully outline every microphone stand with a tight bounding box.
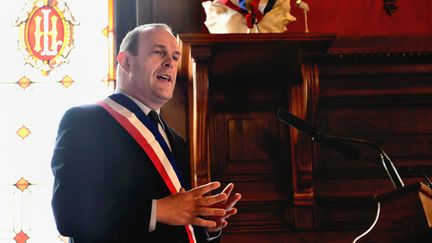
[277,108,405,189]
[315,133,404,189]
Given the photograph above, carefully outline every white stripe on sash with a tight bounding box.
[104,97,182,191]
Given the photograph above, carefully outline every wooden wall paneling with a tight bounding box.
[137,0,202,33]
[115,0,137,54]
[315,35,432,232]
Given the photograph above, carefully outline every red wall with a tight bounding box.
[286,0,432,36]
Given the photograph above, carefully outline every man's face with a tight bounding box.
[127,28,180,109]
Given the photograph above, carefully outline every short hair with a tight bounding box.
[118,23,173,56]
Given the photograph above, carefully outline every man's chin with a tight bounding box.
[153,94,172,106]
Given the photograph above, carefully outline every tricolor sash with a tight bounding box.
[98,93,196,243]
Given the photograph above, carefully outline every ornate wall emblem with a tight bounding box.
[14,0,78,75]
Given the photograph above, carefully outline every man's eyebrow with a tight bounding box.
[153,44,166,49]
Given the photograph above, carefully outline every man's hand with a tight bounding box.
[206,183,241,232]
[156,182,228,228]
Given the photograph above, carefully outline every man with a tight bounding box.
[51,23,241,242]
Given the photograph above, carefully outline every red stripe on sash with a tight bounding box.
[98,101,177,193]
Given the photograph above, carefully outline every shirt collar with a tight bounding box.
[117,89,160,116]
[116,89,166,131]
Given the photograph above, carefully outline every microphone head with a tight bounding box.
[276,108,317,136]
[296,0,310,12]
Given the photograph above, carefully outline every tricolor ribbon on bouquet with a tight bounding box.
[202,0,297,33]
[218,0,275,28]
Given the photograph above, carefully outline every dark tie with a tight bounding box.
[148,110,160,128]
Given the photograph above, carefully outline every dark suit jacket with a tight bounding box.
[51,103,212,242]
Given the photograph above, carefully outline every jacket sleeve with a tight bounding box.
[51,106,152,240]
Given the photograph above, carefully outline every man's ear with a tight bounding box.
[117,51,131,73]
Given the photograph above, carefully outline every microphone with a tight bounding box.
[277,107,317,136]
[277,108,362,159]
[277,108,405,189]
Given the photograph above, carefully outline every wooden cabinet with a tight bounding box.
[177,33,334,240]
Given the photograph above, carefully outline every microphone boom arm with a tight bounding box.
[277,108,404,189]
[318,133,404,189]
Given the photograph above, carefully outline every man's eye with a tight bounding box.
[153,50,163,55]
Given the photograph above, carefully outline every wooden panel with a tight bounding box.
[356,183,432,242]
[229,200,292,229]
[314,36,432,237]
[209,99,293,231]
[316,197,376,229]
[227,115,280,162]
[318,66,432,178]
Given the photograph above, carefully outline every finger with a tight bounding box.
[197,207,226,217]
[221,183,234,198]
[222,220,228,228]
[224,208,237,219]
[199,193,228,206]
[189,181,221,197]
[226,193,241,210]
[211,216,224,225]
[205,218,225,232]
[191,217,217,228]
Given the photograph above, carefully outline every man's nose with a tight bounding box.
[162,57,174,68]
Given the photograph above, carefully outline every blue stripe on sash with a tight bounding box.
[239,0,247,11]
[109,93,185,186]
